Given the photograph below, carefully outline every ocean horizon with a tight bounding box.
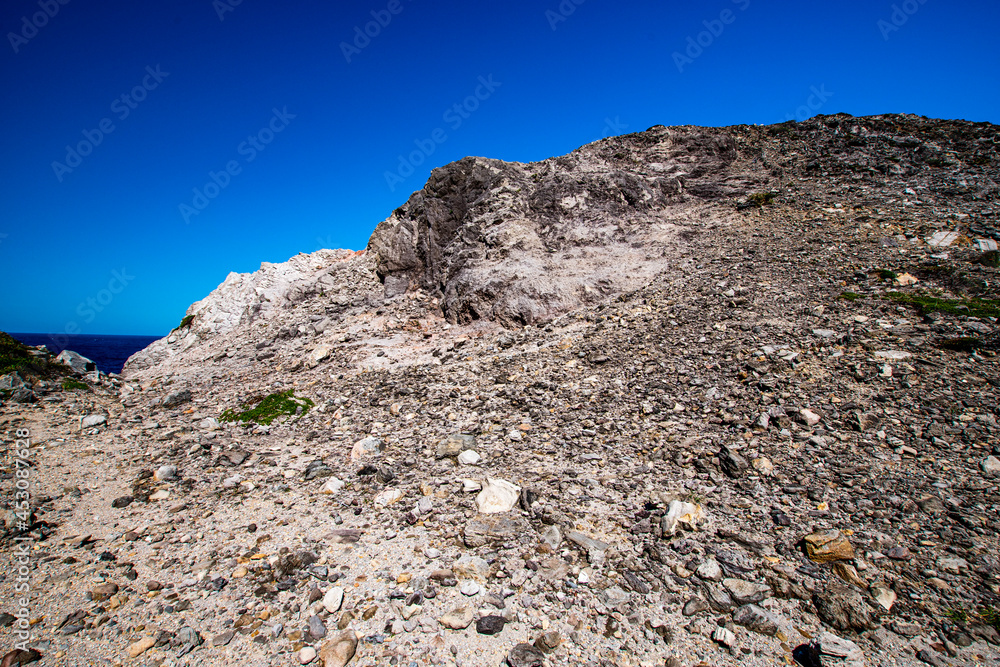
[9,333,163,375]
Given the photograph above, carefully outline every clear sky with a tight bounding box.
[1,0,997,335]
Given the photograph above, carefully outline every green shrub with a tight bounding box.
[746,192,777,207]
[839,291,860,301]
[877,269,898,281]
[219,389,314,425]
[887,292,1000,318]
[175,314,195,331]
[62,379,89,391]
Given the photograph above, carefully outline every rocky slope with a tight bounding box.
[2,113,1000,667]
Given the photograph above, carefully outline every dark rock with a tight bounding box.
[161,389,192,408]
[508,642,546,667]
[814,584,877,632]
[718,445,748,478]
[476,615,506,635]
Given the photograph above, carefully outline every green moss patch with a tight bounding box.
[839,291,860,301]
[887,292,1000,318]
[62,379,89,391]
[219,389,314,425]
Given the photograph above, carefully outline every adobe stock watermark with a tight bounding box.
[877,0,929,40]
[51,65,169,182]
[7,0,71,54]
[600,116,628,139]
[10,428,33,653]
[781,85,833,122]
[545,0,586,31]
[672,0,751,73]
[179,107,296,224]
[213,0,243,21]
[340,0,412,64]
[384,75,501,192]
[48,268,135,349]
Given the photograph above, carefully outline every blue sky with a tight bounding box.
[1,0,997,335]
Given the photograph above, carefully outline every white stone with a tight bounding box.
[457,450,481,465]
[799,408,821,426]
[322,587,344,613]
[475,478,521,514]
[982,456,1000,474]
[82,415,107,428]
[320,478,345,494]
[374,488,403,507]
[874,350,912,360]
[661,500,705,535]
[148,490,169,501]
[298,646,317,664]
[461,479,482,493]
[350,436,383,461]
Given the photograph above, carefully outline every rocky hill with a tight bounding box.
[2,113,1000,667]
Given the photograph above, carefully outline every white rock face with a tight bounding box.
[475,478,521,514]
[124,249,367,373]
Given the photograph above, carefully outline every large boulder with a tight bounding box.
[56,349,96,374]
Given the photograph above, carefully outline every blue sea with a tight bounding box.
[9,333,162,375]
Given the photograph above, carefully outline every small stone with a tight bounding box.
[872,587,897,612]
[438,606,474,629]
[475,478,521,513]
[318,630,358,667]
[695,560,722,582]
[155,465,178,482]
[82,414,107,428]
[682,598,710,616]
[373,488,403,507]
[321,478,345,494]
[212,629,236,646]
[148,489,170,501]
[308,615,327,639]
[661,500,705,535]
[814,584,876,632]
[803,530,854,563]
[508,642,546,667]
[718,445,748,478]
[732,604,779,636]
[452,555,490,581]
[885,546,911,560]
[437,434,475,459]
[534,630,562,652]
[459,581,481,596]
[798,408,822,426]
[323,587,345,613]
[476,615,505,635]
[722,578,770,604]
[981,456,1000,474]
[298,646,318,664]
[457,450,481,465]
[712,626,737,649]
[350,436,383,461]
[128,636,156,658]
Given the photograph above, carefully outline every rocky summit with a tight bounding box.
[3,113,1000,667]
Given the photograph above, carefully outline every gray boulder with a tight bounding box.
[56,349,96,374]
